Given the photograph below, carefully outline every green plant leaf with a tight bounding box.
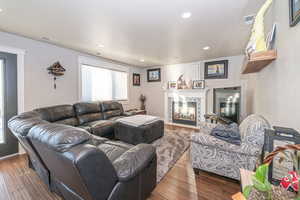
[264,180,272,191]
[252,176,269,192]
[255,164,269,183]
[243,185,253,199]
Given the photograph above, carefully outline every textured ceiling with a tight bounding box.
[0,0,263,67]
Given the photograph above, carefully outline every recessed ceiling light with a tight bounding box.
[203,46,211,50]
[0,8,3,13]
[140,59,145,62]
[181,12,192,19]
[98,44,105,48]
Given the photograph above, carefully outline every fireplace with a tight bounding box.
[172,101,197,126]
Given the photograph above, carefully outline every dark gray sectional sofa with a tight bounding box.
[8,101,159,200]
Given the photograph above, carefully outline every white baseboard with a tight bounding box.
[0,152,26,161]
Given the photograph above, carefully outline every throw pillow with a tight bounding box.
[210,123,241,145]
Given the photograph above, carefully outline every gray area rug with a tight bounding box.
[152,129,191,183]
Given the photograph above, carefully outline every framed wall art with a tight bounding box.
[133,73,140,86]
[147,68,161,82]
[168,81,177,89]
[290,0,300,27]
[204,60,228,79]
[192,80,205,89]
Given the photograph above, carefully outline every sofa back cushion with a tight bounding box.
[34,105,78,126]
[101,101,123,119]
[28,123,91,153]
[239,114,270,146]
[74,102,104,125]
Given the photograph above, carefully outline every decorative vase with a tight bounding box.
[140,94,146,110]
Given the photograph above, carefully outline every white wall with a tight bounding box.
[142,55,257,119]
[0,31,143,111]
[254,0,300,131]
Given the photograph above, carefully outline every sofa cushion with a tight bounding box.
[55,118,79,127]
[101,101,124,120]
[103,110,123,120]
[28,123,91,153]
[107,116,125,121]
[74,102,104,125]
[83,120,116,137]
[34,105,76,123]
[77,125,92,133]
[101,101,123,112]
[8,111,47,136]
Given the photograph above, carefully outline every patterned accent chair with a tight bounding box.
[190,114,270,180]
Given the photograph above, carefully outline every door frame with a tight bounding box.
[0,45,25,114]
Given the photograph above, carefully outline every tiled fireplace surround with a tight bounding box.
[164,89,209,128]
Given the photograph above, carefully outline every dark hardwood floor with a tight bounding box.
[0,128,240,200]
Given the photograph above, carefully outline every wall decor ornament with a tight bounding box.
[133,73,140,86]
[147,68,161,82]
[47,61,66,89]
[168,81,177,89]
[192,80,205,89]
[204,60,228,79]
[290,0,300,27]
[245,0,273,56]
[139,94,146,110]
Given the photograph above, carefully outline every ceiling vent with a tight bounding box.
[244,15,255,25]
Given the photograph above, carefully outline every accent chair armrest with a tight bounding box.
[191,131,262,157]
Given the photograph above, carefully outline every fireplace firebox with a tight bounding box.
[172,101,197,126]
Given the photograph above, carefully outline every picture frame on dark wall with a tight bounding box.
[133,73,140,86]
[290,0,300,27]
[204,60,228,79]
[147,68,161,82]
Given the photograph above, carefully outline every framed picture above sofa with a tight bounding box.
[147,68,161,82]
[290,0,300,27]
[204,60,228,79]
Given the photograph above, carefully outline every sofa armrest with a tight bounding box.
[113,144,156,182]
[191,132,262,157]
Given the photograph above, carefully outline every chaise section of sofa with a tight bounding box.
[27,122,157,200]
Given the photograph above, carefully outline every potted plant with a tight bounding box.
[243,144,300,199]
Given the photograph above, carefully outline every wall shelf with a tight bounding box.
[242,50,277,74]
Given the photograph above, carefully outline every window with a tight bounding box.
[81,64,128,101]
[0,59,3,143]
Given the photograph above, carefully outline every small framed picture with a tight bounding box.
[147,68,161,82]
[133,73,140,86]
[168,81,177,89]
[290,0,300,27]
[204,60,228,79]
[192,80,205,89]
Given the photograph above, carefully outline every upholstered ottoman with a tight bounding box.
[115,115,164,145]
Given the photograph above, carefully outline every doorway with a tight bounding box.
[0,51,18,157]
